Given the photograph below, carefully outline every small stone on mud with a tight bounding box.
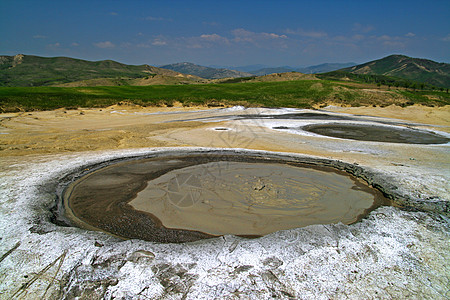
[127,250,155,263]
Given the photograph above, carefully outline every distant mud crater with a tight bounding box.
[302,123,450,144]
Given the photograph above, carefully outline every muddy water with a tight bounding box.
[131,162,380,235]
[303,123,450,144]
[64,155,388,242]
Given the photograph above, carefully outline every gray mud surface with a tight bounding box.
[175,111,414,126]
[303,123,450,144]
[63,153,388,242]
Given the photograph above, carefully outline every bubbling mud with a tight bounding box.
[62,153,390,243]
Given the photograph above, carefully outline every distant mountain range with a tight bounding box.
[0,54,203,87]
[298,63,357,74]
[0,54,448,88]
[159,62,252,79]
[208,63,357,76]
[340,55,450,88]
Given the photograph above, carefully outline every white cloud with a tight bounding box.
[405,32,416,37]
[136,37,168,48]
[371,35,405,48]
[200,34,229,44]
[261,33,287,39]
[137,43,151,49]
[232,29,255,42]
[94,41,115,48]
[229,29,289,50]
[441,34,450,42]
[232,29,288,43]
[146,16,171,22]
[71,42,79,47]
[200,33,221,41]
[378,35,392,41]
[152,39,167,46]
[120,42,133,48]
[187,44,203,49]
[48,42,60,47]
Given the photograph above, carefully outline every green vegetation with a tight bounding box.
[217,76,257,83]
[317,71,438,90]
[338,55,450,88]
[0,55,154,87]
[1,80,448,112]
[159,62,251,79]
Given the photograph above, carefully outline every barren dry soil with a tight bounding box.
[0,104,449,299]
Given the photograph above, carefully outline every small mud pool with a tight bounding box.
[303,123,450,144]
[62,154,390,243]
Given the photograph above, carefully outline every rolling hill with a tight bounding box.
[0,54,203,87]
[340,55,450,88]
[212,63,356,76]
[247,67,296,76]
[159,62,252,79]
[298,62,356,74]
[1,54,448,89]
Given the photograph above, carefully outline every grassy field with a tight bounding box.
[0,80,449,112]
[0,55,152,87]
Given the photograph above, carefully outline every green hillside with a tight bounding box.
[1,80,448,112]
[317,71,438,91]
[159,62,252,79]
[0,54,157,87]
[340,55,450,88]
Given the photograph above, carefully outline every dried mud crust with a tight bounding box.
[54,149,447,243]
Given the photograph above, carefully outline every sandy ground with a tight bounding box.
[1,104,449,158]
[323,104,450,127]
[0,104,449,299]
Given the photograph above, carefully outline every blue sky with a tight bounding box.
[1,0,449,67]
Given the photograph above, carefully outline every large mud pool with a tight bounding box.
[60,152,390,243]
[302,123,450,144]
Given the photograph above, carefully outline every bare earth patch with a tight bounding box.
[0,104,449,299]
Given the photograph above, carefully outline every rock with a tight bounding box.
[127,250,155,263]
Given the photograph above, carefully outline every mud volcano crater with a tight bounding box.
[303,123,450,144]
[57,151,394,243]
